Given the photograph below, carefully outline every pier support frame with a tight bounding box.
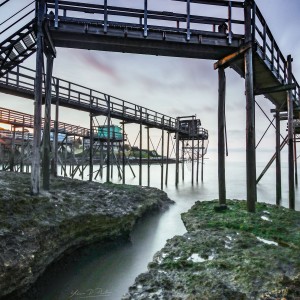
[287,55,295,210]
[31,0,45,195]
[218,67,226,205]
[42,54,54,190]
[275,109,282,205]
[244,1,257,212]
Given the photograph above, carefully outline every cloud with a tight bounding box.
[79,52,121,83]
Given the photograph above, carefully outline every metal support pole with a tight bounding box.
[275,109,282,205]
[287,55,295,209]
[42,54,54,190]
[31,0,45,195]
[104,0,108,33]
[54,0,59,28]
[244,1,257,212]
[89,114,93,181]
[218,67,226,205]
[165,131,170,185]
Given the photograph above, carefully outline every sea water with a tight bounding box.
[30,161,299,299]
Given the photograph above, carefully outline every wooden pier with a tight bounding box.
[0,0,299,211]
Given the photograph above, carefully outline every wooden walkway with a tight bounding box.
[0,107,90,137]
[0,65,208,139]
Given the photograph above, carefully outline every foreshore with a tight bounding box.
[0,171,174,299]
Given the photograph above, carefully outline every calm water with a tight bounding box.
[33,160,299,300]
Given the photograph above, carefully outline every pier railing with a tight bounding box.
[0,65,208,138]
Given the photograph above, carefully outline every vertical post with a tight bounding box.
[20,123,25,172]
[51,81,59,177]
[107,96,111,183]
[228,1,232,44]
[31,0,45,195]
[201,138,204,182]
[147,126,150,186]
[218,67,226,205]
[139,112,142,186]
[294,133,298,186]
[100,141,104,179]
[42,54,54,190]
[161,127,164,190]
[54,0,59,28]
[165,131,170,185]
[144,0,148,37]
[104,0,108,33]
[122,122,125,184]
[287,55,295,210]
[10,126,15,172]
[244,1,257,212]
[175,118,180,186]
[89,114,93,181]
[275,109,282,206]
[186,0,191,41]
[191,136,194,185]
[181,140,185,181]
[196,138,200,183]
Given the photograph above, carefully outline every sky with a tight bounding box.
[0,0,300,163]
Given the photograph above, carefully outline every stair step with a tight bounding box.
[14,41,26,54]
[23,34,34,47]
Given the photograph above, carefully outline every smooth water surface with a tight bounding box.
[35,161,299,299]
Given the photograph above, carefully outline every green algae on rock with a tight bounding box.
[0,171,173,299]
[123,200,300,299]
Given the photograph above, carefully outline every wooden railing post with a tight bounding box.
[186,0,191,41]
[144,0,148,37]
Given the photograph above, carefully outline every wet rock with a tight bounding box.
[0,171,173,298]
[124,200,300,299]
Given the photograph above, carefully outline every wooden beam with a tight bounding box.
[275,109,282,205]
[171,0,244,8]
[214,43,251,70]
[255,83,296,96]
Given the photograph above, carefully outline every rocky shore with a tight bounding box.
[124,200,300,299]
[0,171,173,299]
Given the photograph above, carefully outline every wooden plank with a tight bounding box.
[255,83,296,96]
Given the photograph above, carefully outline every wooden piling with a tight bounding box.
[106,96,111,183]
[191,136,194,185]
[287,55,295,210]
[275,109,282,205]
[175,118,180,186]
[165,131,170,185]
[294,133,298,186]
[196,138,200,183]
[9,125,15,172]
[20,122,25,173]
[218,67,226,205]
[147,126,150,186]
[31,0,45,195]
[161,127,164,190]
[244,1,257,212]
[139,113,142,186]
[42,54,54,190]
[89,114,93,181]
[201,139,204,182]
[122,123,126,184]
[181,140,185,181]
[51,80,59,177]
